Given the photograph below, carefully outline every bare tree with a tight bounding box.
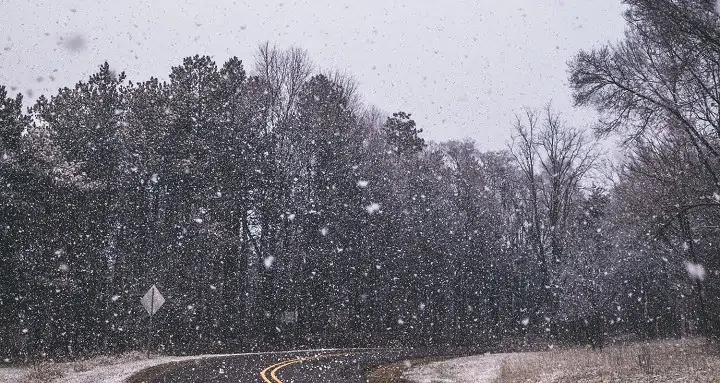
[254,42,313,131]
[510,109,547,287]
[536,108,597,265]
[569,0,720,184]
[510,107,597,317]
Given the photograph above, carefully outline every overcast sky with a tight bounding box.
[0,0,626,150]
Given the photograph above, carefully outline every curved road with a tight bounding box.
[136,349,414,383]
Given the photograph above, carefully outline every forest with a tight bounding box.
[1,0,720,361]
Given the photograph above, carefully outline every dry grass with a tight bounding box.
[498,338,720,383]
[22,363,64,383]
[5,351,152,383]
[69,351,146,373]
[368,357,448,383]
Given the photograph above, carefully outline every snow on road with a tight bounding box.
[402,353,508,383]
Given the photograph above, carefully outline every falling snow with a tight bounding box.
[0,2,718,381]
[263,256,275,269]
[365,202,381,214]
[685,262,706,281]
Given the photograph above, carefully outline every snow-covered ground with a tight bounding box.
[402,353,509,383]
[0,347,386,383]
[0,353,193,383]
[402,338,720,383]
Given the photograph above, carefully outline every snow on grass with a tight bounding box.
[499,337,719,382]
[0,368,26,383]
[402,353,508,383]
[0,352,190,383]
[402,338,718,383]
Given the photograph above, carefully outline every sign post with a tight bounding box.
[140,285,165,358]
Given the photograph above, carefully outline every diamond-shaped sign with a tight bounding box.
[140,285,165,316]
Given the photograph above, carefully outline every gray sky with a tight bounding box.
[0,0,626,150]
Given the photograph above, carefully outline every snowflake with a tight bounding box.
[685,262,706,281]
[365,202,381,214]
[263,256,275,269]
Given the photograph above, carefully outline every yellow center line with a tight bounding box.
[270,358,304,382]
[259,353,348,383]
[260,358,299,383]
[260,357,306,383]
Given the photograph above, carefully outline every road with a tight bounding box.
[134,349,414,383]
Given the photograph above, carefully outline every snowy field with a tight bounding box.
[402,353,508,383]
[0,353,196,383]
[402,338,720,383]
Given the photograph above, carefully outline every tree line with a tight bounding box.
[2,0,720,361]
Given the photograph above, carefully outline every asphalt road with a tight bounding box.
[134,349,414,383]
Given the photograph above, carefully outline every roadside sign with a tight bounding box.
[141,285,164,316]
[141,284,165,358]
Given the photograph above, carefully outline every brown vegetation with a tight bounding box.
[498,338,720,383]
